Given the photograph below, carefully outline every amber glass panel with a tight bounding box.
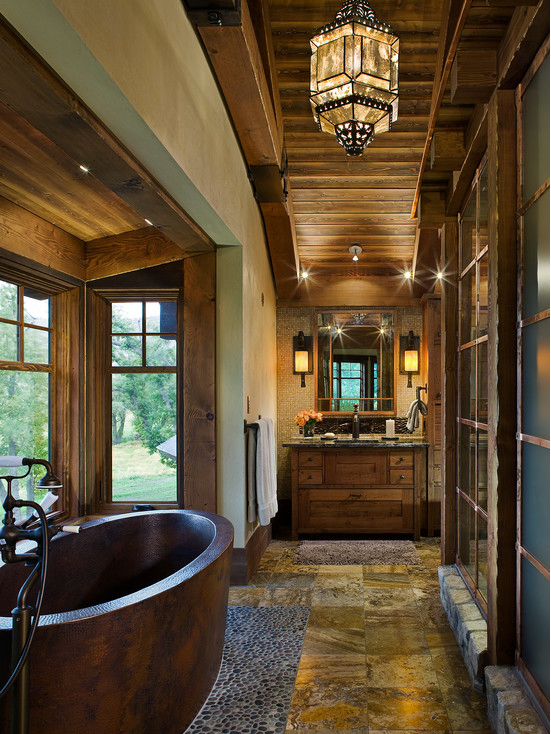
[459,347,476,422]
[478,254,488,337]
[477,340,488,425]
[477,164,488,256]
[458,423,476,500]
[477,517,488,601]
[458,498,476,582]
[477,430,488,513]
[460,188,477,270]
[459,268,476,344]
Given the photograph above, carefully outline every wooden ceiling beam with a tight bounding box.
[0,19,212,255]
[451,48,498,103]
[191,0,300,297]
[429,130,467,170]
[85,228,189,281]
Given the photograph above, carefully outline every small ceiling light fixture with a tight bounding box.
[349,244,362,261]
[144,219,154,227]
[79,164,89,173]
[437,271,443,280]
[310,0,399,157]
[301,270,309,279]
[404,270,412,280]
[293,331,313,388]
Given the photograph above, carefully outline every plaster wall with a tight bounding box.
[0,0,278,548]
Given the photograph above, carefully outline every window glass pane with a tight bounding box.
[145,336,177,367]
[150,301,177,334]
[459,268,476,345]
[0,321,18,361]
[458,423,476,500]
[111,373,177,502]
[0,371,50,519]
[477,430,488,513]
[478,164,488,256]
[460,188,477,270]
[0,280,17,320]
[477,516,488,602]
[521,557,550,699]
[522,318,550,440]
[522,54,550,204]
[24,327,50,364]
[112,335,142,367]
[478,254,488,337]
[458,347,476,422]
[458,498,476,582]
[23,288,50,328]
[521,441,550,568]
[522,188,550,320]
[477,340,488,424]
[112,302,142,333]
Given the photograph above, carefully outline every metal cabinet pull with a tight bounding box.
[399,456,405,462]
[400,474,405,479]
[349,493,362,498]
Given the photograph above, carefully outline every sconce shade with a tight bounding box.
[293,331,313,387]
[294,350,310,374]
[310,0,399,156]
[404,350,418,373]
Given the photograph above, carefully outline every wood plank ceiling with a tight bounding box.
[266,0,516,287]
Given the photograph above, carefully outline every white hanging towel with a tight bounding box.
[252,418,278,526]
[247,426,257,523]
[406,398,428,433]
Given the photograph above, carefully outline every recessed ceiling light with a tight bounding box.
[404,270,412,280]
[145,219,153,226]
[79,164,89,173]
[301,270,309,279]
[437,271,443,279]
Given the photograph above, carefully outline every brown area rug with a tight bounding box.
[294,539,421,566]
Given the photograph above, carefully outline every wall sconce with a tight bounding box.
[293,331,313,388]
[399,330,420,388]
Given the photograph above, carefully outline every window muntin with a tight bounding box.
[109,300,178,504]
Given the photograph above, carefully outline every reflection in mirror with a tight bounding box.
[316,311,395,413]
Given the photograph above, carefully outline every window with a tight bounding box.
[456,159,489,607]
[106,298,178,507]
[516,49,549,710]
[0,279,53,519]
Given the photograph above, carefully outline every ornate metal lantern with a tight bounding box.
[310,0,399,156]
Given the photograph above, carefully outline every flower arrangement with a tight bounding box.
[294,409,323,437]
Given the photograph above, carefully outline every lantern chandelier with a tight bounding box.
[309,0,399,156]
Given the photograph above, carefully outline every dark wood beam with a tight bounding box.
[497,0,550,88]
[85,228,188,281]
[445,106,488,214]
[429,130,467,171]
[451,48,497,103]
[0,195,85,280]
[0,17,212,255]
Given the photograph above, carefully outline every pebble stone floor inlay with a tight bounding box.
[187,537,494,733]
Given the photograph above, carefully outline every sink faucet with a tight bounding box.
[352,403,360,439]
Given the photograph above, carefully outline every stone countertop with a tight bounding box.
[282,437,430,448]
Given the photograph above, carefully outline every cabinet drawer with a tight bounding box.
[298,452,323,468]
[324,451,387,485]
[298,488,413,533]
[298,468,323,485]
[389,451,413,468]
[389,468,414,485]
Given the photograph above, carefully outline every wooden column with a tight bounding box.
[486,89,517,665]
[183,253,217,512]
[440,219,458,565]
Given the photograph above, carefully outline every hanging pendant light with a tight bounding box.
[309,0,399,156]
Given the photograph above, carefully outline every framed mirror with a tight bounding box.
[316,311,395,414]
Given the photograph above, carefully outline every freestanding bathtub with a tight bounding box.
[0,509,234,734]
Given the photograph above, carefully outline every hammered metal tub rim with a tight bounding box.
[0,509,234,629]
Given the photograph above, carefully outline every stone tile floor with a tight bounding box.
[228,537,493,733]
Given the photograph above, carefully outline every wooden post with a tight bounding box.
[183,253,217,512]
[440,219,458,565]
[486,89,517,665]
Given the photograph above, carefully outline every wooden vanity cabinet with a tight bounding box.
[290,446,426,540]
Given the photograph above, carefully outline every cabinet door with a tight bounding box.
[324,451,387,485]
[298,488,414,533]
